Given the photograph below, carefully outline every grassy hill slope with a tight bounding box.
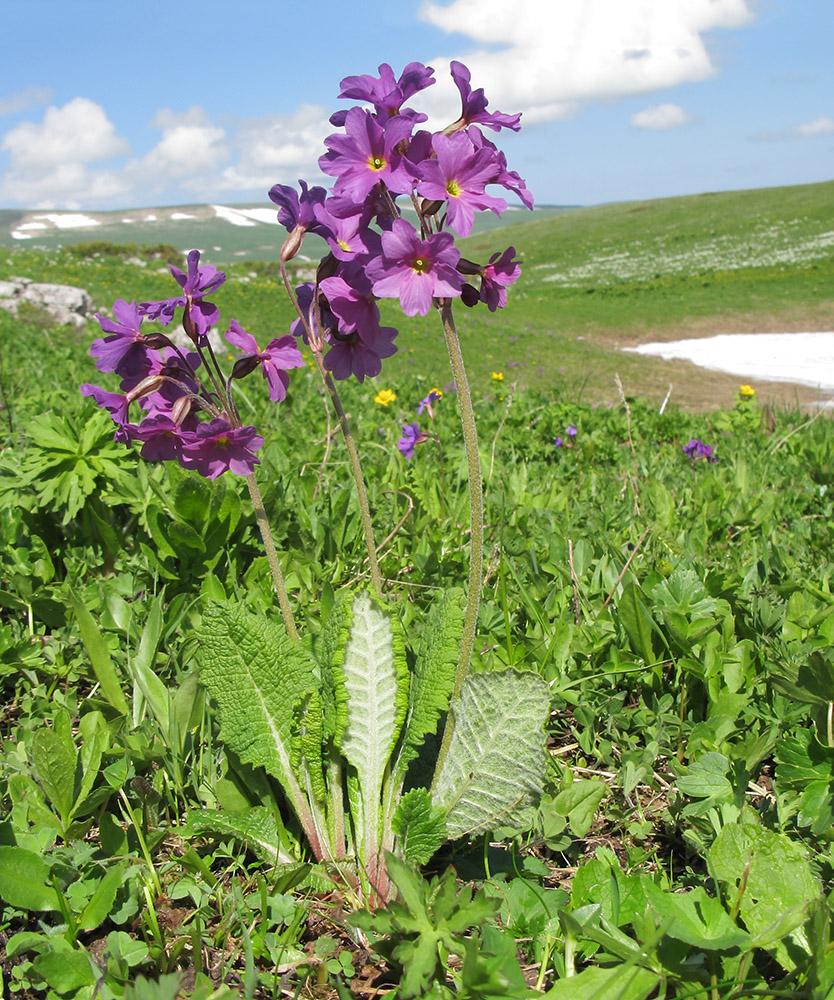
[1,179,832,410]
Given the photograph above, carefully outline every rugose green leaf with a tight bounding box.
[196,588,550,904]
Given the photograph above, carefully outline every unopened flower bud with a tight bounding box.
[182,307,199,342]
[126,374,165,403]
[419,198,445,218]
[460,283,480,307]
[280,225,306,263]
[316,252,340,284]
[141,333,174,350]
[230,354,261,380]
[456,257,483,276]
[171,395,193,425]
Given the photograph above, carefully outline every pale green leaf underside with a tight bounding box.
[197,601,317,793]
[432,669,550,838]
[339,593,405,802]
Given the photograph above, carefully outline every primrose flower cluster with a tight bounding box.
[81,255,304,479]
[270,59,529,382]
[81,60,529,481]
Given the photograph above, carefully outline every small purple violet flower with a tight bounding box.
[397,421,427,459]
[566,424,578,439]
[554,436,564,450]
[683,438,717,463]
[417,389,442,416]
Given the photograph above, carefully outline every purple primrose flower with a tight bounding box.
[180,418,264,480]
[335,62,435,121]
[450,61,522,132]
[90,299,153,377]
[319,108,415,201]
[416,131,507,237]
[225,320,305,402]
[140,250,226,338]
[367,219,463,316]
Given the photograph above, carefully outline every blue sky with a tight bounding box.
[1,0,831,210]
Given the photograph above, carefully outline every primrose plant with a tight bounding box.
[82,60,549,905]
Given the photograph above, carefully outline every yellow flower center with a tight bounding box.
[368,155,386,172]
[412,257,430,273]
[446,179,461,198]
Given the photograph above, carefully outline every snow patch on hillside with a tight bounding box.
[627,332,834,390]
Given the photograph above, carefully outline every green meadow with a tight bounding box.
[2,179,832,409]
[1,179,834,999]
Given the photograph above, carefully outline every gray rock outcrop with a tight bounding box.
[0,277,92,328]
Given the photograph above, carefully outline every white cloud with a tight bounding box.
[0,86,52,117]
[795,116,834,137]
[2,97,129,167]
[0,98,131,207]
[216,104,331,192]
[418,0,754,123]
[129,106,229,185]
[754,116,834,141]
[630,103,693,130]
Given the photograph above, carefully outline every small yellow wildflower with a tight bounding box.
[491,371,504,382]
[739,384,756,397]
[374,388,397,406]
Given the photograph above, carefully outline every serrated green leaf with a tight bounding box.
[392,788,448,865]
[339,592,407,775]
[30,724,77,827]
[197,600,317,796]
[432,669,549,838]
[393,588,463,786]
[188,806,295,864]
[676,752,733,800]
[652,567,719,619]
[298,690,326,803]
[318,593,354,741]
[0,846,60,910]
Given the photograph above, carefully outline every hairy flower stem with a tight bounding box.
[312,352,384,599]
[433,299,483,782]
[245,474,299,642]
